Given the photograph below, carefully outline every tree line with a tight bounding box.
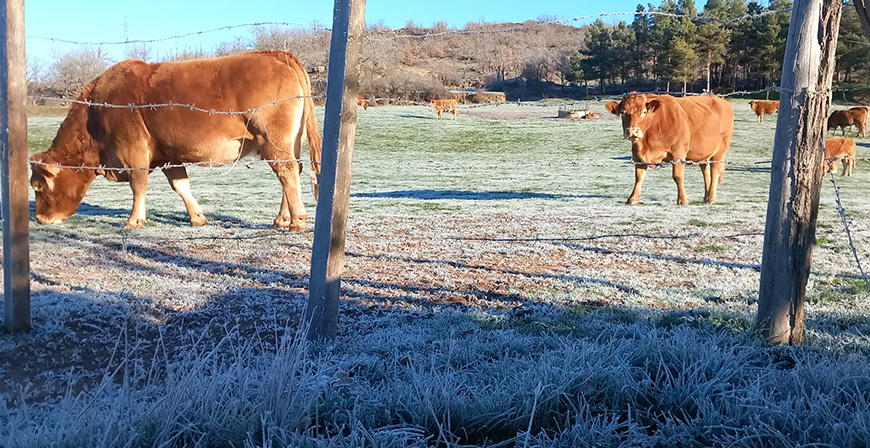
[567,0,870,95]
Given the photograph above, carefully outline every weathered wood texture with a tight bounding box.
[756,0,842,345]
[305,0,366,341]
[1,0,30,332]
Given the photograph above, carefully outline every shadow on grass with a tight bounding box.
[352,189,604,200]
[27,201,268,229]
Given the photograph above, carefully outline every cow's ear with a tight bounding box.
[30,152,61,177]
[646,99,662,113]
[605,101,620,115]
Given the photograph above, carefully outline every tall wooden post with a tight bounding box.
[304,0,365,341]
[854,1,870,42]
[756,0,841,345]
[1,0,30,332]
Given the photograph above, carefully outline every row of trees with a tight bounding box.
[568,0,870,94]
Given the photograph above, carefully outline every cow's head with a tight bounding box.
[606,94,662,142]
[29,152,96,224]
[749,100,756,109]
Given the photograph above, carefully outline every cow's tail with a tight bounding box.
[303,95,322,200]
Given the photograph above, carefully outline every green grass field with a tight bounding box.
[3,99,870,446]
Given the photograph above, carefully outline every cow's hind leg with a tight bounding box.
[672,163,689,205]
[701,164,713,203]
[127,169,150,229]
[260,110,308,231]
[163,166,206,226]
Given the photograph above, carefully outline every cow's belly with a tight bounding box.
[169,138,260,165]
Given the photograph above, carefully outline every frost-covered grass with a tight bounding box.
[2,100,870,446]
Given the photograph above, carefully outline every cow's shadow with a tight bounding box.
[399,114,438,120]
[352,189,603,201]
[26,201,266,229]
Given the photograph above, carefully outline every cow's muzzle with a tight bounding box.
[35,215,65,225]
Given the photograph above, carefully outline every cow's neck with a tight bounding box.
[48,102,100,167]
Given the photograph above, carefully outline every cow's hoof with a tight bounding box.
[190,213,207,227]
[678,199,689,206]
[289,215,308,232]
[626,197,639,205]
[126,218,145,229]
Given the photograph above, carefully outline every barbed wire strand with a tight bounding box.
[25,8,794,47]
[828,170,870,293]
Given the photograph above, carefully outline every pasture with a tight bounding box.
[3,99,870,446]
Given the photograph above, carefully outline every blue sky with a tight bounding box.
[25,0,644,62]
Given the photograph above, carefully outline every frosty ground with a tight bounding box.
[2,100,870,447]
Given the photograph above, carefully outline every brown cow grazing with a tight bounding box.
[748,100,779,123]
[606,94,734,205]
[823,137,857,176]
[430,99,458,120]
[29,50,322,231]
[828,107,869,137]
[357,94,369,110]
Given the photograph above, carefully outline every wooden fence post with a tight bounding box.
[304,0,365,341]
[1,0,29,332]
[854,0,870,42]
[756,0,842,345]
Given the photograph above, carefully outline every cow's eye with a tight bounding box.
[641,110,647,116]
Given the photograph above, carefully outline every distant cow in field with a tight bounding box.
[581,112,600,119]
[748,100,779,123]
[430,99,458,120]
[29,51,322,231]
[606,93,734,205]
[357,94,369,110]
[823,137,857,176]
[828,107,869,137]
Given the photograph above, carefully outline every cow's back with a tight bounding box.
[671,96,734,159]
[87,51,311,165]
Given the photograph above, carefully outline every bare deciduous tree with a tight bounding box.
[49,47,112,98]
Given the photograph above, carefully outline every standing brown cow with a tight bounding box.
[357,94,369,110]
[29,51,322,230]
[606,94,734,205]
[748,100,779,123]
[828,107,869,137]
[823,137,857,176]
[429,99,459,120]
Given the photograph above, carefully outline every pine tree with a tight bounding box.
[652,0,681,91]
[611,21,637,87]
[836,0,870,83]
[631,4,652,83]
[669,36,699,93]
[581,19,613,93]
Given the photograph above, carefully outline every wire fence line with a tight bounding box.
[827,171,870,293]
[25,8,795,48]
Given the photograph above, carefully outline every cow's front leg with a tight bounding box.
[672,163,689,205]
[627,165,647,205]
[163,166,206,226]
[706,163,724,204]
[127,169,149,228]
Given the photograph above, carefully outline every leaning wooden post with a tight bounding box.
[1,0,30,332]
[304,0,365,341]
[854,0,870,42]
[756,0,841,345]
